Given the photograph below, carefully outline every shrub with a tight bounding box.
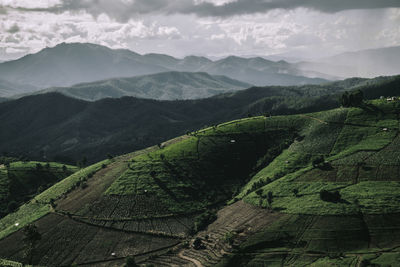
[267,191,273,205]
[35,163,42,171]
[80,182,88,189]
[7,200,18,213]
[312,155,325,168]
[319,190,341,203]
[224,231,237,245]
[125,256,138,267]
[193,210,217,233]
[292,188,299,197]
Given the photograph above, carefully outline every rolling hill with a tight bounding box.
[0,42,329,94]
[0,160,77,218]
[0,75,399,164]
[33,72,252,101]
[0,79,37,98]
[0,96,400,266]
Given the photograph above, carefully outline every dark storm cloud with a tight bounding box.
[10,0,400,20]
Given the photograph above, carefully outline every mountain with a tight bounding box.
[0,43,330,93]
[0,75,398,164]
[0,79,37,97]
[196,56,329,86]
[0,43,167,89]
[34,71,252,101]
[1,94,400,266]
[298,46,400,78]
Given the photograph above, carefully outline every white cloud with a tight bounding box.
[0,0,61,9]
[0,5,399,60]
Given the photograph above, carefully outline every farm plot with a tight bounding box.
[221,212,400,267]
[330,107,398,156]
[0,213,180,267]
[290,108,348,155]
[365,134,400,165]
[107,123,298,215]
[77,214,195,237]
[146,201,283,267]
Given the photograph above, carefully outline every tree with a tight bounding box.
[82,156,87,167]
[319,190,341,203]
[255,189,263,197]
[312,155,325,168]
[35,163,42,171]
[292,188,299,197]
[267,191,273,206]
[341,90,364,107]
[125,256,138,267]
[7,200,18,213]
[23,224,42,265]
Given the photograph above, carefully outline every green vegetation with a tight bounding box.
[0,160,105,240]
[0,161,77,218]
[106,115,297,214]
[1,96,400,266]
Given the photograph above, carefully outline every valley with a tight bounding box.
[1,3,400,265]
[1,98,400,266]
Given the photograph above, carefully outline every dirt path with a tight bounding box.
[178,251,203,267]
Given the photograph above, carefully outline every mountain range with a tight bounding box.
[0,43,328,95]
[297,46,400,78]
[29,71,251,101]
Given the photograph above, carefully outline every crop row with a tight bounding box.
[79,214,195,237]
[77,194,172,219]
[0,214,179,266]
[297,165,400,182]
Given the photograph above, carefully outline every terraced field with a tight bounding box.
[1,98,400,266]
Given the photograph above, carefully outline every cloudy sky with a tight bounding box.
[0,0,399,60]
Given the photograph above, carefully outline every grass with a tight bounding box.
[0,161,77,219]
[0,160,108,240]
[2,98,400,266]
[106,116,298,214]
[240,101,400,216]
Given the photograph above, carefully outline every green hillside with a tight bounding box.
[0,98,400,266]
[2,75,399,165]
[0,161,77,218]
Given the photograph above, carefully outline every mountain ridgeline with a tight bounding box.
[31,71,252,101]
[0,42,328,94]
[0,75,399,164]
[297,45,400,79]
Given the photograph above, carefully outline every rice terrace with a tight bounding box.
[1,1,400,266]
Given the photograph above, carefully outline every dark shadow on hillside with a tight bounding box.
[360,102,385,115]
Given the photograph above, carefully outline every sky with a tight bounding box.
[0,0,399,60]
